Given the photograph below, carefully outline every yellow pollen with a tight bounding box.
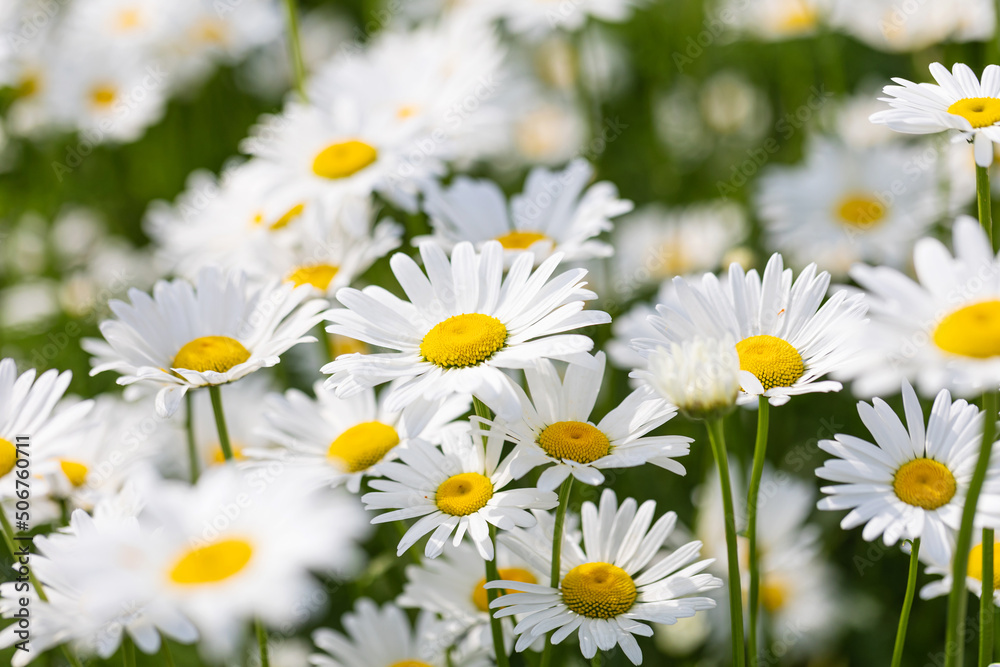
[495,230,549,250]
[115,8,143,31]
[836,194,887,229]
[173,336,251,374]
[0,438,16,477]
[736,335,805,391]
[58,460,88,487]
[933,301,1000,359]
[561,562,637,619]
[210,444,245,465]
[420,313,507,368]
[326,421,400,473]
[169,538,253,585]
[948,97,1000,129]
[893,458,956,510]
[472,568,537,613]
[195,19,227,44]
[537,421,611,464]
[90,85,117,108]
[968,542,1000,589]
[268,203,305,231]
[286,264,339,291]
[436,472,493,516]
[760,579,787,613]
[311,140,378,180]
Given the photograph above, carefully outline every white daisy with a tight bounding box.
[248,380,469,493]
[322,241,610,420]
[921,533,1000,606]
[816,380,1000,567]
[870,62,1000,166]
[84,266,328,417]
[487,489,721,665]
[483,352,690,490]
[487,0,651,39]
[830,0,994,53]
[418,159,632,265]
[362,427,558,560]
[632,253,867,406]
[719,0,826,41]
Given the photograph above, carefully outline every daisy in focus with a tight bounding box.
[84,266,328,417]
[323,241,610,419]
[487,489,721,665]
[362,427,558,560]
[815,380,1000,567]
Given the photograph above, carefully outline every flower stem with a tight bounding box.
[982,528,995,666]
[185,391,199,484]
[540,477,574,667]
[256,619,271,667]
[123,636,136,667]
[891,538,921,667]
[746,396,769,667]
[160,636,176,667]
[945,389,998,667]
[485,523,510,667]
[976,165,995,252]
[473,398,492,447]
[282,0,308,101]
[706,418,746,667]
[208,385,234,462]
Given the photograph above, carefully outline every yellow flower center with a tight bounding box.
[495,230,549,250]
[760,579,787,613]
[537,421,611,464]
[210,444,245,465]
[286,264,340,291]
[15,74,39,99]
[735,335,805,391]
[777,3,817,32]
[168,538,254,585]
[893,458,956,510]
[436,472,494,516]
[173,336,251,374]
[389,662,433,667]
[90,85,117,108]
[195,19,228,44]
[260,202,305,231]
[933,301,1000,358]
[311,140,378,180]
[396,104,419,119]
[58,460,88,487]
[561,562,637,619]
[968,542,1000,589]
[947,97,1000,129]
[420,313,508,368]
[327,421,400,473]
[0,438,16,477]
[836,194,887,229]
[472,568,537,613]
[115,8,143,31]
[329,334,368,358]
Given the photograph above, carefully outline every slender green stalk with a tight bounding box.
[977,165,995,252]
[282,0,308,101]
[123,636,136,667]
[185,391,199,484]
[982,529,995,666]
[706,418,747,667]
[591,655,601,667]
[473,398,492,446]
[891,538,921,667]
[208,385,234,462]
[540,477,574,667]
[256,619,271,667]
[945,390,998,667]
[485,524,510,667]
[160,636,177,667]
[746,396,770,667]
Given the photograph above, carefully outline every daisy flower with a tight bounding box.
[830,0,993,53]
[632,253,867,406]
[362,427,558,560]
[871,62,1000,166]
[487,489,721,665]
[487,0,651,39]
[719,0,825,41]
[323,241,610,420]
[248,380,469,493]
[84,266,328,417]
[816,379,1000,566]
[921,532,1000,606]
[483,352,690,490]
[418,159,632,265]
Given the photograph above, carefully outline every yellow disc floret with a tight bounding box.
[472,568,538,612]
[947,97,1000,129]
[893,458,957,510]
[933,301,1000,359]
[495,230,548,250]
[389,662,433,667]
[268,203,305,231]
[420,313,508,368]
[59,460,88,487]
[537,421,611,464]
[436,472,494,516]
[836,194,887,229]
[327,422,400,473]
[0,438,16,478]
[968,542,1000,589]
[312,140,378,180]
[168,538,254,585]
[286,264,340,291]
[173,336,251,374]
[735,335,805,391]
[561,562,637,619]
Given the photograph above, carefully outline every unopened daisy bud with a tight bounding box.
[634,338,758,420]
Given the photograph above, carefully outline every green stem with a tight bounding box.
[208,385,234,462]
[746,396,770,667]
[945,389,998,667]
[540,477,574,667]
[706,418,747,667]
[891,538,921,667]
[282,0,308,101]
[485,524,510,667]
[123,636,136,667]
[160,636,177,667]
[256,619,271,667]
[982,529,995,666]
[185,391,199,484]
[976,165,995,252]
[473,398,492,443]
